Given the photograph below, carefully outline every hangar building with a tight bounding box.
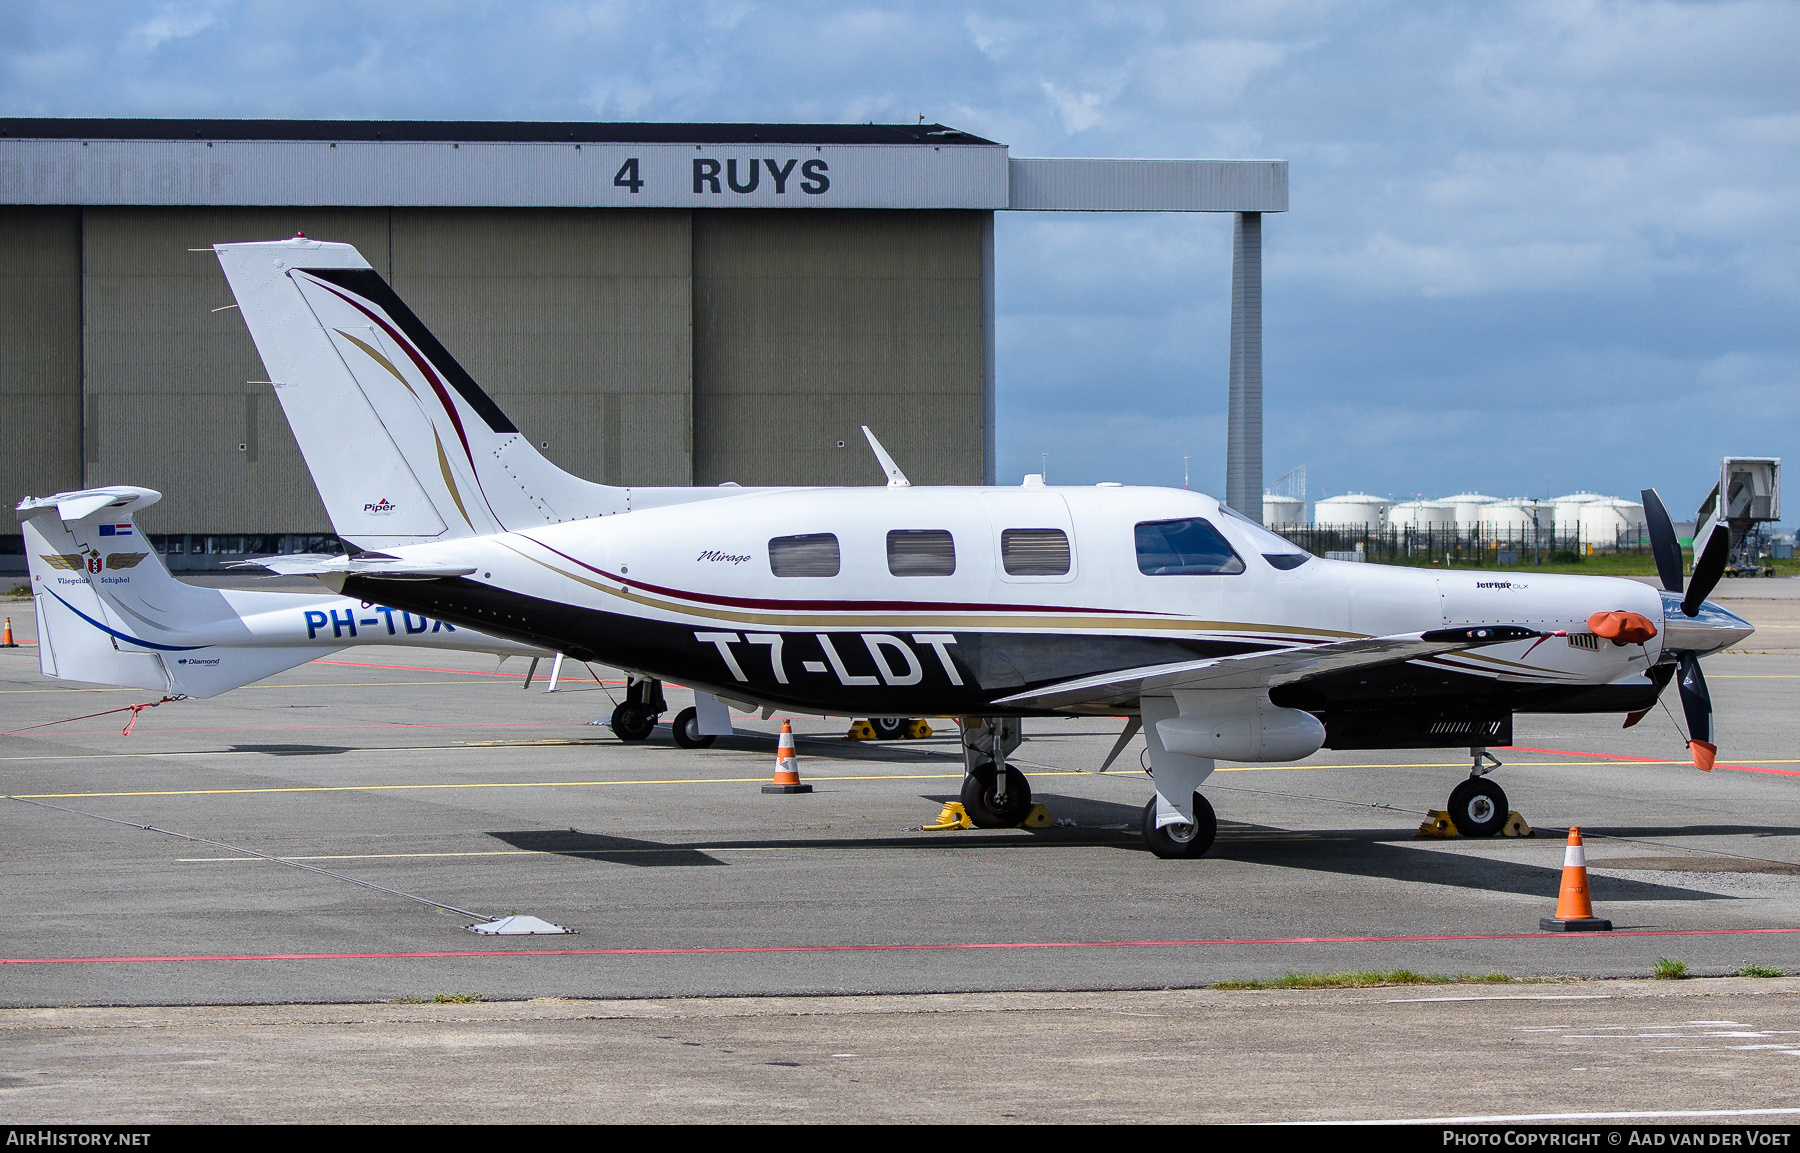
[0,119,1286,569]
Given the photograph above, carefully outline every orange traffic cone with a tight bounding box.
[762,720,812,794]
[1540,826,1612,932]
[0,618,15,648]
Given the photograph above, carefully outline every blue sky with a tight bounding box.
[4,1,1795,512]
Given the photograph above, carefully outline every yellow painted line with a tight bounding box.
[19,756,1799,801]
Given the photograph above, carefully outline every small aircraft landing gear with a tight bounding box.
[610,675,666,742]
[1446,747,1508,838]
[961,762,1033,827]
[870,717,911,740]
[1141,792,1217,859]
[670,706,715,750]
[957,716,1030,828]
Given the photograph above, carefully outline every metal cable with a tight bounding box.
[4,794,488,920]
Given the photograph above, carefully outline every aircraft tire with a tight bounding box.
[671,706,716,750]
[1141,792,1217,859]
[870,717,910,740]
[960,762,1033,827]
[1447,777,1508,838]
[610,702,657,742]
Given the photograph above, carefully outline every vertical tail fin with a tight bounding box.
[215,237,633,548]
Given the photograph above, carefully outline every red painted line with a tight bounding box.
[19,719,605,737]
[6,926,1797,965]
[1504,745,1800,778]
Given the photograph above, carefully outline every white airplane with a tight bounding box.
[17,485,546,698]
[210,235,1752,858]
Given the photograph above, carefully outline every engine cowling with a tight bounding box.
[1155,692,1326,762]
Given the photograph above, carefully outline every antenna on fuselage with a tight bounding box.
[861,426,911,488]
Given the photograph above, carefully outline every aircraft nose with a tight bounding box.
[1659,590,1754,655]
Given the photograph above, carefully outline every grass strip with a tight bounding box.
[1212,970,1513,990]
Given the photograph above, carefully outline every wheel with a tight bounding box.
[1141,792,1218,859]
[1447,777,1508,837]
[870,717,910,740]
[671,706,715,750]
[610,702,657,742]
[960,762,1033,828]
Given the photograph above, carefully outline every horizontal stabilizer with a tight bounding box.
[241,554,477,580]
[993,625,1542,711]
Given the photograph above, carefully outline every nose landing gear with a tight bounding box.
[1446,747,1508,837]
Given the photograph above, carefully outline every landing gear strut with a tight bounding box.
[1446,747,1508,838]
[957,717,1031,828]
[610,675,666,742]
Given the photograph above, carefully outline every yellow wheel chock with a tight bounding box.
[843,719,877,741]
[1021,803,1053,829]
[1416,809,1533,838]
[924,801,974,831]
[903,719,933,739]
[1416,810,1456,838]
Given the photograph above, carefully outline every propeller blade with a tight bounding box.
[1677,652,1712,746]
[1641,488,1685,593]
[1682,524,1732,617]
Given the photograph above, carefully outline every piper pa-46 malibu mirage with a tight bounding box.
[211,235,1752,859]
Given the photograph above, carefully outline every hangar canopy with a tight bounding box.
[0,120,1286,568]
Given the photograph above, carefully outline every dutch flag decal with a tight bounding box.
[98,524,133,537]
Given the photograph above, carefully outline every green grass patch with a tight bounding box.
[1653,957,1688,980]
[1212,970,1513,990]
[1735,964,1784,978]
[431,991,483,1003]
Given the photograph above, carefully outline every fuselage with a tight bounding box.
[334,485,1750,735]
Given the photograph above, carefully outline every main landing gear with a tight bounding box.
[1445,747,1508,838]
[958,717,1034,828]
[609,676,666,742]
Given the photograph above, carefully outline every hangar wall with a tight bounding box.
[692,209,985,488]
[0,208,83,502]
[4,204,985,537]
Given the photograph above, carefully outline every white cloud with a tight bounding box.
[131,1,227,50]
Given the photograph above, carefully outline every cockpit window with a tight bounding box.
[1215,503,1313,570]
[1134,518,1246,575]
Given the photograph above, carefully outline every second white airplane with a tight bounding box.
[212,236,1752,858]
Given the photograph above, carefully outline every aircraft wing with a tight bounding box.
[991,625,1542,711]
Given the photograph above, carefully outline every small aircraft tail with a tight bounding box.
[215,237,646,549]
[19,486,545,698]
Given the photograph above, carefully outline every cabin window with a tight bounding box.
[886,529,956,576]
[1134,518,1245,575]
[768,533,840,577]
[1001,528,1071,576]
